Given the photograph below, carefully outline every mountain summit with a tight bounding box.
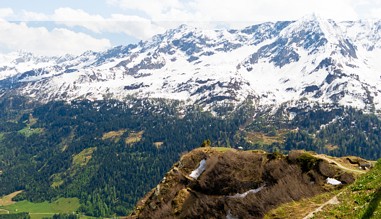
[1,15,381,112]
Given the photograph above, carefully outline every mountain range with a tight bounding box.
[1,14,381,113]
[2,14,381,218]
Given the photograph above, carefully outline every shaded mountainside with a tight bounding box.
[130,148,362,219]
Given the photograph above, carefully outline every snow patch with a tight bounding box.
[189,159,206,179]
[326,178,342,185]
[229,185,265,198]
[319,117,338,130]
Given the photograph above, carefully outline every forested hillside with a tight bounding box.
[0,96,381,217]
[0,96,242,216]
[245,106,381,159]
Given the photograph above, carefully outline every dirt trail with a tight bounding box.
[303,193,341,219]
[303,155,366,219]
[314,154,365,174]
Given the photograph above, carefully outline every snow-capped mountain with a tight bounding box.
[1,15,381,113]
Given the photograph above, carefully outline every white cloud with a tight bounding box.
[108,0,378,25]
[0,8,14,18]
[107,0,186,19]
[351,0,381,19]
[51,7,164,39]
[370,8,381,19]
[53,8,104,23]
[0,19,111,56]
[21,10,50,21]
[107,14,165,39]
[52,8,105,33]
[2,1,381,56]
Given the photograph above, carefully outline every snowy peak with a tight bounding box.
[241,15,361,71]
[283,14,331,49]
[1,15,381,113]
[281,15,358,59]
[0,51,76,81]
[341,20,381,51]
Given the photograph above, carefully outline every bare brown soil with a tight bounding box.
[0,191,23,206]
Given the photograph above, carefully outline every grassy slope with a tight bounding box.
[102,129,126,142]
[18,127,44,137]
[72,147,96,167]
[313,158,381,218]
[51,147,96,188]
[125,131,144,145]
[244,130,287,146]
[2,198,80,219]
[265,159,381,219]
[18,114,44,138]
[264,191,340,219]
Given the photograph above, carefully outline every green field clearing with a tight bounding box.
[18,114,44,137]
[72,147,96,167]
[2,198,80,219]
[102,129,126,142]
[244,130,287,145]
[18,127,44,137]
[125,131,144,145]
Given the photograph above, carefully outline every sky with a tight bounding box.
[0,0,381,56]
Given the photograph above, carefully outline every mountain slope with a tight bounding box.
[129,147,362,218]
[1,15,381,218]
[265,158,380,218]
[1,15,381,112]
[0,96,380,217]
[312,158,381,218]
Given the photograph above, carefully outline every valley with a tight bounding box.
[0,96,380,218]
[1,15,381,218]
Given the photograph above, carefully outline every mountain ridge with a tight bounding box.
[1,15,381,114]
[129,147,367,219]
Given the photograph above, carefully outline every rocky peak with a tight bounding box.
[1,16,381,113]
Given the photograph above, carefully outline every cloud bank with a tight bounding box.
[0,19,111,56]
[1,0,381,56]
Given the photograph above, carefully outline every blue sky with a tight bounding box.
[1,0,381,56]
[1,0,123,18]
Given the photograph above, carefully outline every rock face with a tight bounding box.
[129,148,354,219]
